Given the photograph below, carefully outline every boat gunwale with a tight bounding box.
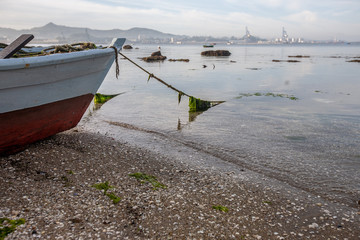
[0,48,115,71]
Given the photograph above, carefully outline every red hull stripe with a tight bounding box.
[0,94,94,155]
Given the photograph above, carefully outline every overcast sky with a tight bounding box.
[1,0,359,41]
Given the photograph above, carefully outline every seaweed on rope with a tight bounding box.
[118,52,224,112]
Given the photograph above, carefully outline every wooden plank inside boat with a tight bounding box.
[0,34,34,59]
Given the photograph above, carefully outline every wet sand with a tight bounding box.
[1,129,360,239]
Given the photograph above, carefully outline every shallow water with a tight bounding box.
[88,44,360,207]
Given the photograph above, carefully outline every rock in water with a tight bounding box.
[142,51,167,62]
[201,50,231,56]
[151,51,162,56]
[123,45,133,49]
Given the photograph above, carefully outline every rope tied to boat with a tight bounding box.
[109,46,120,79]
[118,52,224,111]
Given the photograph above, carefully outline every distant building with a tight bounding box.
[273,27,304,44]
[282,27,289,43]
[239,27,266,43]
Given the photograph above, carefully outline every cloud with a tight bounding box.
[225,12,283,36]
[0,0,175,30]
[0,0,359,41]
[253,0,303,11]
[285,10,318,23]
[331,10,353,17]
[257,0,284,8]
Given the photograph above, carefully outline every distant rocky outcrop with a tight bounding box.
[123,45,133,49]
[168,59,190,62]
[272,59,300,63]
[142,51,167,62]
[201,50,231,56]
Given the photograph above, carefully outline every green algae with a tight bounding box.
[92,181,114,194]
[129,172,167,190]
[263,201,273,205]
[94,93,120,104]
[106,192,121,204]
[212,205,229,212]
[0,218,25,240]
[94,93,123,110]
[189,96,211,112]
[92,181,121,204]
[236,92,299,101]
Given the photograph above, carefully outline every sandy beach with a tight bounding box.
[1,128,360,239]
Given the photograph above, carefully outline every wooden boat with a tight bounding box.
[203,43,215,48]
[0,35,126,155]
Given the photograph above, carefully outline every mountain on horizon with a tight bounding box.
[0,22,181,44]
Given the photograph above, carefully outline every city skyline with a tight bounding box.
[1,0,360,41]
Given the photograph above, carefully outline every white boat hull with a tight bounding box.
[0,38,125,154]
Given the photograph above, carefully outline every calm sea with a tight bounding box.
[84,44,360,207]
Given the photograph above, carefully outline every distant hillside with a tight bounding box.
[0,22,281,45]
[0,22,182,44]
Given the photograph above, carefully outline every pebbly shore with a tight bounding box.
[1,129,360,239]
